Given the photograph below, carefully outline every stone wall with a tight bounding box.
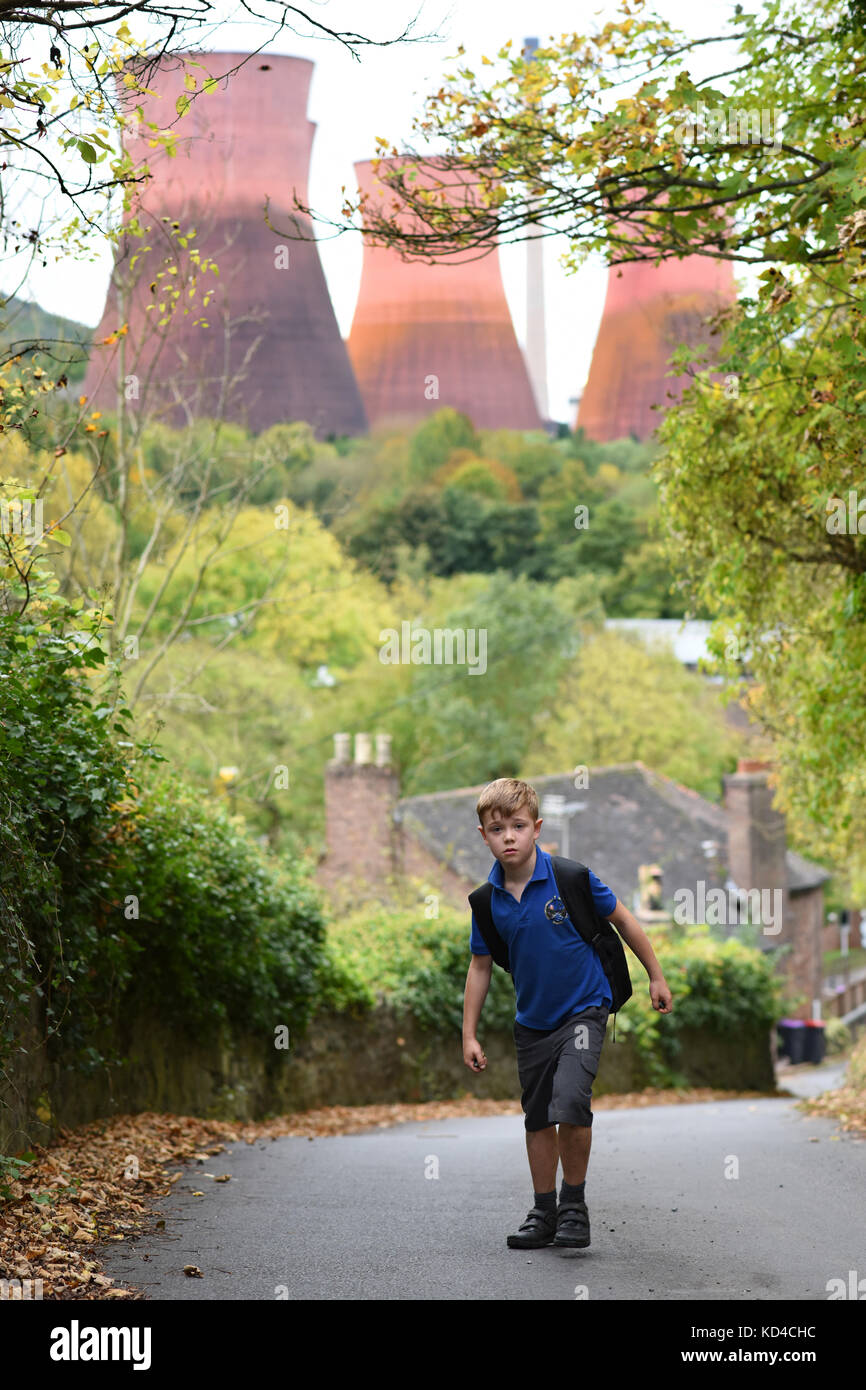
[0,1002,777,1152]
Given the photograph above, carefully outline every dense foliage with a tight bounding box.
[326,906,783,1090]
[99,772,331,1042]
[0,479,336,1080]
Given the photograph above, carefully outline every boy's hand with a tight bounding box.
[650,976,673,1013]
[463,1038,487,1071]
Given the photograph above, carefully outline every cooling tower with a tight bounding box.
[82,52,367,438]
[576,253,736,441]
[346,158,542,432]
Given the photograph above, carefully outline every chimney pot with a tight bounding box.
[333,732,350,764]
[375,733,392,767]
[354,732,373,765]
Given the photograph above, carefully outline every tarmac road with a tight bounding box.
[99,1063,865,1302]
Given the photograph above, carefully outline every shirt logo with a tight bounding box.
[544,896,568,924]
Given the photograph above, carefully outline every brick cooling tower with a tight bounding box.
[346,158,542,431]
[83,52,367,437]
[576,253,736,441]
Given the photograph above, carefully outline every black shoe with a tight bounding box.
[554,1200,591,1248]
[506,1205,558,1249]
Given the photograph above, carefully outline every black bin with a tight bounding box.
[803,1019,826,1064]
[777,1019,807,1063]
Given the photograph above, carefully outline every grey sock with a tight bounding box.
[559,1178,585,1204]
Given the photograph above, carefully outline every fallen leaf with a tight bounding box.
[183,1264,203,1278]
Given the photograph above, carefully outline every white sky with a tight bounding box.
[14,0,746,424]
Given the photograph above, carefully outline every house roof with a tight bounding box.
[395,761,831,904]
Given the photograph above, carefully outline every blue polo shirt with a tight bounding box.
[470,847,617,1030]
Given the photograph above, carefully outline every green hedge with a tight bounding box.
[0,570,140,1074]
[324,902,516,1032]
[0,520,343,1079]
[325,909,783,1088]
[105,773,333,1045]
[612,926,783,1087]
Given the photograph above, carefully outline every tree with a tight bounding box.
[525,627,747,802]
[32,233,296,710]
[0,4,434,392]
[294,0,866,888]
[1,5,440,699]
[384,572,582,795]
[0,4,432,244]
[408,407,479,480]
[653,251,866,892]
[301,0,865,273]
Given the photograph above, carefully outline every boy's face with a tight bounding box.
[479,802,542,872]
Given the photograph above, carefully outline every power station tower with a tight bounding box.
[82,52,367,437]
[576,251,736,441]
[523,36,549,424]
[346,156,542,432]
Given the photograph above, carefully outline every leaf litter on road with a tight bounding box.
[0,1084,818,1300]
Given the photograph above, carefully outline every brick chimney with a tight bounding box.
[320,732,399,901]
[723,759,823,1018]
[723,760,788,907]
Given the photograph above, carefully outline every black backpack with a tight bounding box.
[468,854,633,1016]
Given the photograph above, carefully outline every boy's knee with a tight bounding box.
[552,1094,594,1127]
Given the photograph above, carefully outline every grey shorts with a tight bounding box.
[513,1003,610,1132]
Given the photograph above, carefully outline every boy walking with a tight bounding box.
[462,777,673,1250]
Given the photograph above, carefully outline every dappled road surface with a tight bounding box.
[100,1082,865,1300]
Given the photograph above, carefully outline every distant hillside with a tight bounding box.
[0,293,91,384]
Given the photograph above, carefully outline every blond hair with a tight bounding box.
[476,778,539,826]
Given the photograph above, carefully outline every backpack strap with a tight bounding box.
[467,881,511,973]
[548,856,597,947]
[550,854,632,1018]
